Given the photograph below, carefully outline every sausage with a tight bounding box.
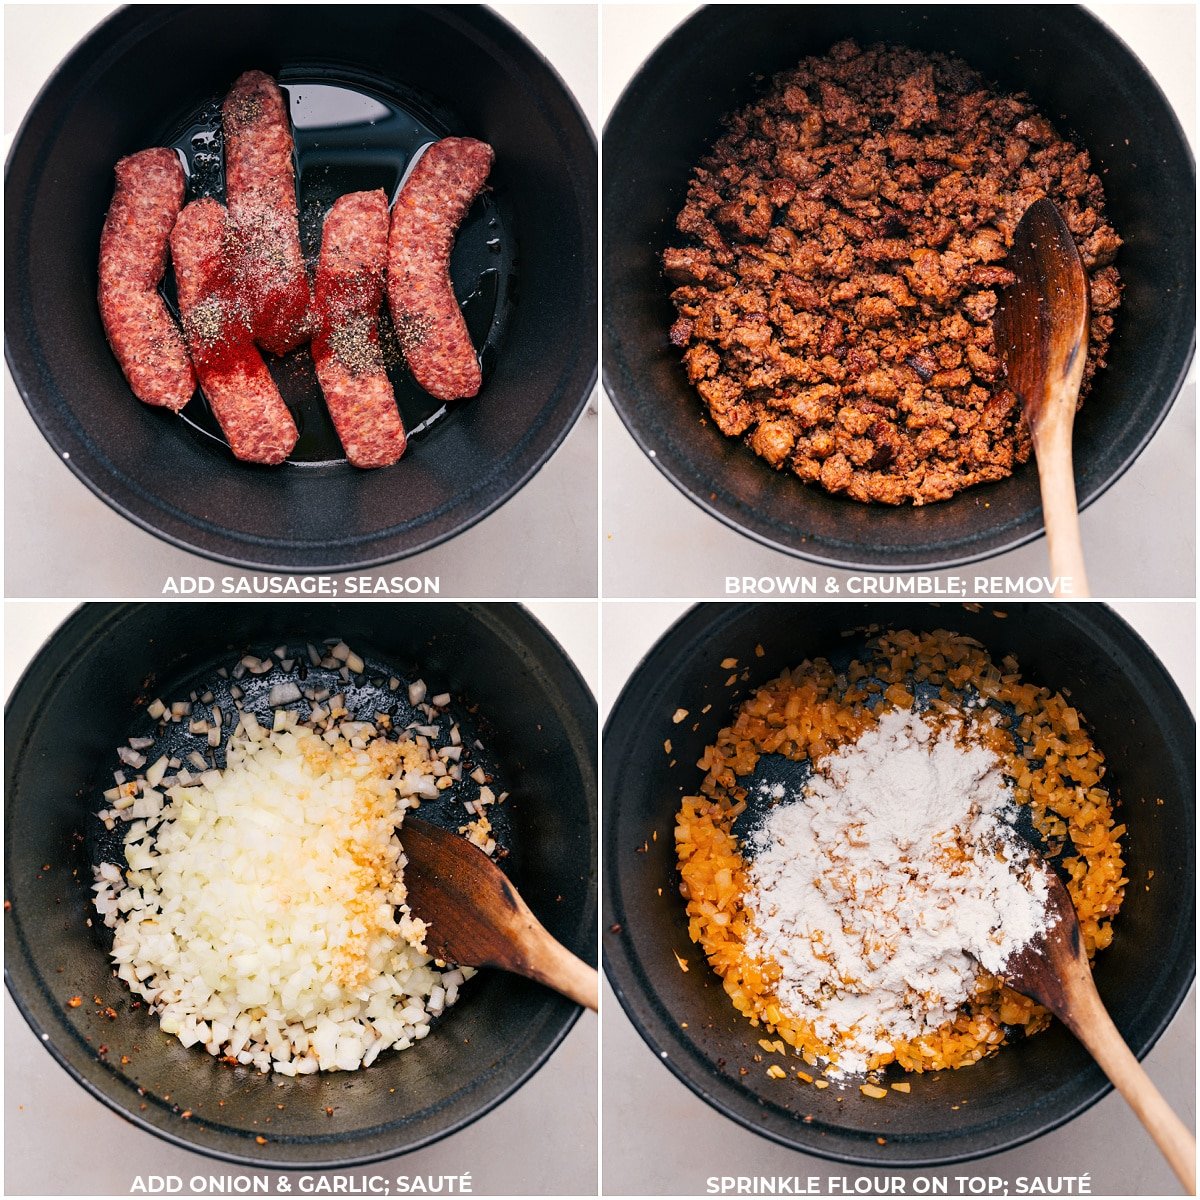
[386,137,494,401]
[222,70,311,355]
[169,198,299,465]
[312,191,406,469]
[98,148,196,410]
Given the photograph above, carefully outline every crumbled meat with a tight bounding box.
[749,420,796,467]
[665,40,1121,504]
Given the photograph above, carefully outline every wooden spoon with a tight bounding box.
[993,197,1091,597]
[400,816,598,1011]
[1000,858,1195,1192]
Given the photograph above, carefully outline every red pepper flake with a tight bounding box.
[3,900,11,911]
[97,1045,109,1056]
[181,1111,193,1120]
[255,1136,268,1145]
[120,1056,131,1066]
[325,1107,335,1117]
[67,995,82,1008]
[103,1007,118,1020]
[877,1136,887,1145]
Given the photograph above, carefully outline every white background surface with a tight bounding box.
[601,4,1197,598]
[3,4,599,599]
[600,599,1195,1196]
[4,600,598,1196]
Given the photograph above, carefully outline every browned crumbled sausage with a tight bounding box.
[665,40,1122,505]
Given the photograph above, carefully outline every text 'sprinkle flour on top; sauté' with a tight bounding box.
[744,708,1054,1077]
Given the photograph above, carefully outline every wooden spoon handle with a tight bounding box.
[525,933,599,1011]
[1033,421,1090,598]
[1062,975,1195,1192]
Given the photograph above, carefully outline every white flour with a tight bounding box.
[744,707,1051,1077]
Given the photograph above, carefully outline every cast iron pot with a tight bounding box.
[6,5,596,571]
[6,602,597,1168]
[603,602,1195,1165]
[603,5,1196,570]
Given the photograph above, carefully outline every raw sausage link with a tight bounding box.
[170,198,299,465]
[222,70,311,355]
[98,148,196,410]
[387,137,494,401]
[312,190,407,469]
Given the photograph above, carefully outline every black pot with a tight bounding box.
[5,602,597,1168]
[5,5,596,572]
[603,5,1196,570]
[603,602,1195,1165]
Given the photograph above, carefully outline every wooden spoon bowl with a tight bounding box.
[993,197,1092,596]
[401,815,599,1011]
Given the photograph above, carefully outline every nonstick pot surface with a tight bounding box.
[603,602,1195,1166]
[603,5,1196,570]
[5,5,597,571]
[6,602,597,1168]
